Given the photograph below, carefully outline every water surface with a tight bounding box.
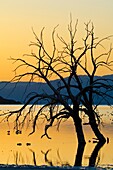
[0,105,113,169]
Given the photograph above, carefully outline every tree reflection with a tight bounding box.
[11,141,105,167]
[41,149,70,167]
[13,151,25,165]
[89,141,106,167]
[74,143,86,166]
[41,141,105,167]
[74,141,105,167]
[29,149,37,166]
[41,149,53,166]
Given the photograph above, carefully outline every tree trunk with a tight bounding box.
[73,114,86,144]
[84,109,106,142]
[89,114,106,143]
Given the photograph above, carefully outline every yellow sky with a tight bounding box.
[0,0,113,81]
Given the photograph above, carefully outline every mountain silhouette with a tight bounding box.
[0,74,113,104]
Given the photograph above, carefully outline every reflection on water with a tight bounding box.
[89,141,105,167]
[0,105,113,168]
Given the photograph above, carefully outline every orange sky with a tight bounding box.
[0,0,113,81]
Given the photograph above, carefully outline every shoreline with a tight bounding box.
[0,165,112,170]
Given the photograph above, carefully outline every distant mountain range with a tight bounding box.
[0,74,113,104]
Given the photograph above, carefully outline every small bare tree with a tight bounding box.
[4,19,113,145]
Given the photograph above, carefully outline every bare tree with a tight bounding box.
[4,19,113,145]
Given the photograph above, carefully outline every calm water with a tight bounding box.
[0,105,113,168]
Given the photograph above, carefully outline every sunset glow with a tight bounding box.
[0,0,113,81]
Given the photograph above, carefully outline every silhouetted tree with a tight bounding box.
[6,18,113,145]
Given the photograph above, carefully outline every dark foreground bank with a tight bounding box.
[0,165,112,170]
